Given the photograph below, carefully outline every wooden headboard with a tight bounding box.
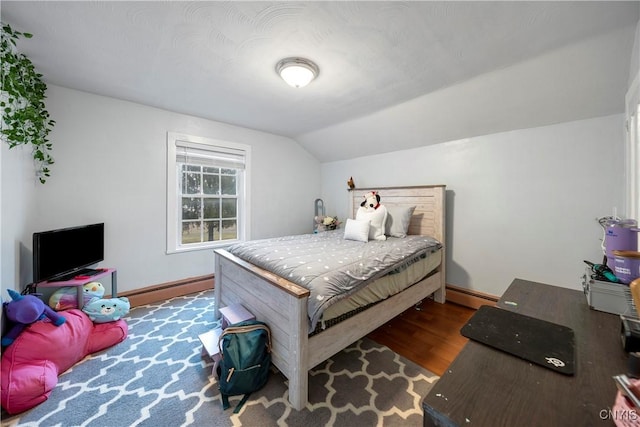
[350,185,446,243]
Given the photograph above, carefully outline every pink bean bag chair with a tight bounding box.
[1,309,127,414]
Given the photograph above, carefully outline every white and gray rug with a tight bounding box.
[1,290,438,427]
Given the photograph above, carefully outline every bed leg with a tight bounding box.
[434,287,446,304]
[287,295,309,411]
[213,290,221,320]
[288,370,308,411]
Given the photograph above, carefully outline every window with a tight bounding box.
[167,132,251,253]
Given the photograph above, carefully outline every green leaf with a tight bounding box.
[1,22,55,183]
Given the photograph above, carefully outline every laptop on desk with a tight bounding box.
[460,305,576,375]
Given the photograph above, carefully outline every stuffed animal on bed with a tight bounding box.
[360,191,381,211]
[82,296,130,323]
[48,281,105,311]
[356,191,388,241]
[1,290,66,347]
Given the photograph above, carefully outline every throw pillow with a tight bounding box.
[386,206,416,238]
[343,219,370,243]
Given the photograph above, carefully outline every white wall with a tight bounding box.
[1,141,38,294]
[628,20,640,225]
[629,20,640,88]
[0,91,628,299]
[321,114,625,296]
[11,85,320,293]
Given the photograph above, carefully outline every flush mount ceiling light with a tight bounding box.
[276,57,319,88]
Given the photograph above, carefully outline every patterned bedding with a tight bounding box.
[321,248,442,323]
[226,230,442,331]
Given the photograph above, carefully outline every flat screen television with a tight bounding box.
[33,223,104,283]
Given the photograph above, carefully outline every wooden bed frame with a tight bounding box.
[214,185,446,410]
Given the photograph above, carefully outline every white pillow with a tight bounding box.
[343,218,370,243]
[385,206,416,238]
[356,205,388,241]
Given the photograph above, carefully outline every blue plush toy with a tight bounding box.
[2,289,66,346]
[82,297,130,323]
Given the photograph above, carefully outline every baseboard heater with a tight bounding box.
[445,284,498,309]
[119,274,214,307]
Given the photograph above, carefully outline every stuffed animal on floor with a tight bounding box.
[48,281,105,311]
[82,296,130,323]
[1,289,66,347]
[356,191,388,241]
[0,309,128,414]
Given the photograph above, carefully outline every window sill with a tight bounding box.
[167,240,240,255]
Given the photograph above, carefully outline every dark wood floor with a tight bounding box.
[367,299,476,376]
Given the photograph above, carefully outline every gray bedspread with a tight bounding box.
[226,230,442,331]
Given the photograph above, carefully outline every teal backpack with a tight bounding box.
[217,320,272,413]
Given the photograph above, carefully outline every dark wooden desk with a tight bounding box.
[422,279,628,426]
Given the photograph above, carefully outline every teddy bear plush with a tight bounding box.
[356,191,388,241]
[82,296,130,323]
[1,289,66,347]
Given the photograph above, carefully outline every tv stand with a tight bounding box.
[52,268,102,282]
[36,268,117,309]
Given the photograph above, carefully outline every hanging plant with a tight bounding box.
[1,22,55,183]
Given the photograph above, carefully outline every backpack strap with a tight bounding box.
[221,393,230,411]
[221,392,251,413]
[233,393,252,413]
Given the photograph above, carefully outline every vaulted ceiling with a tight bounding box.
[2,1,638,162]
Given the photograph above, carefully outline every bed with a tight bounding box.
[213,185,446,410]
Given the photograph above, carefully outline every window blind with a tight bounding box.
[175,140,246,170]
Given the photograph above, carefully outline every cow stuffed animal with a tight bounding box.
[356,191,388,241]
[361,191,382,211]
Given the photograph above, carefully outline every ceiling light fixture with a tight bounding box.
[276,57,319,88]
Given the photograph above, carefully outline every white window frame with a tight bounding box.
[166,132,251,254]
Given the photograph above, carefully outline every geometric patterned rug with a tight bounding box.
[1,290,438,427]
